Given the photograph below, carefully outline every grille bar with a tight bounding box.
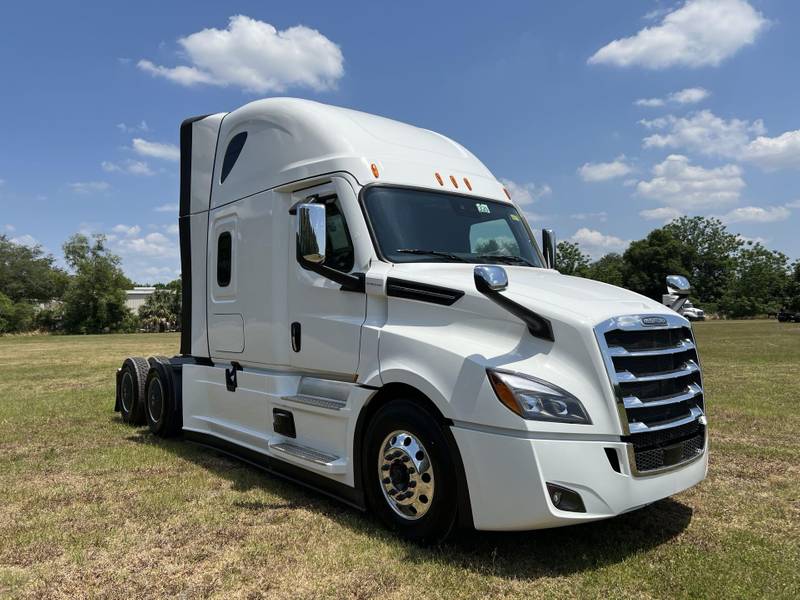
[607,339,695,357]
[594,313,706,476]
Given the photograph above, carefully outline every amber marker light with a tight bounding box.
[503,187,512,200]
[435,172,444,185]
[449,175,459,188]
[371,163,380,178]
[463,177,472,191]
[487,370,523,417]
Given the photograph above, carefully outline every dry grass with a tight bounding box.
[1,322,799,599]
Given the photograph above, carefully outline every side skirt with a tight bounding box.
[183,430,367,512]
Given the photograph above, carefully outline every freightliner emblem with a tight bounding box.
[641,316,668,327]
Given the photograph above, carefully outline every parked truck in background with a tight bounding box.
[115,98,708,542]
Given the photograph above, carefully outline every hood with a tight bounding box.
[386,263,672,326]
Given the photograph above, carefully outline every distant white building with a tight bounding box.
[125,287,156,312]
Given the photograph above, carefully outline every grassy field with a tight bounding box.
[0,321,798,599]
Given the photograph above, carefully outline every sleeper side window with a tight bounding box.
[217,232,232,287]
[220,132,247,183]
[318,198,355,273]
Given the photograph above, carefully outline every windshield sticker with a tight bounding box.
[476,203,491,214]
[510,214,521,221]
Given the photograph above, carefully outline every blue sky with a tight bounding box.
[1,0,798,282]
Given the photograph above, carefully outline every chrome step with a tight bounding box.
[269,441,340,466]
[281,394,346,411]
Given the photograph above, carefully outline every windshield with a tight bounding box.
[362,186,544,267]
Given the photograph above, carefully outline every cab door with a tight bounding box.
[286,179,367,378]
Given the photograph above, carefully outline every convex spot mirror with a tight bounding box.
[297,203,326,264]
[666,275,691,296]
[474,265,508,292]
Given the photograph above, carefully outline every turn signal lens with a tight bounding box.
[486,369,591,424]
[371,163,380,178]
[435,172,444,186]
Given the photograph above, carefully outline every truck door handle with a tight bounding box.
[291,322,301,352]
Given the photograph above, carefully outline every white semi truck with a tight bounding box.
[115,98,707,541]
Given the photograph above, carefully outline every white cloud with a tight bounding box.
[635,97,665,108]
[102,159,155,176]
[570,211,608,222]
[154,203,179,212]
[500,178,552,205]
[741,130,800,170]
[640,110,800,170]
[641,110,765,158]
[137,15,344,93]
[69,181,110,194]
[570,228,629,259]
[117,120,150,133]
[636,154,744,210]
[588,0,767,69]
[112,224,142,236]
[10,234,38,247]
[578,156,633,182]
[132,138,180,162]
[3,224,15,233]
[639,206,684,223]
[785,199,800,209]
[112,231,178,260]
[719,205,791,224]
[635,87,710,108]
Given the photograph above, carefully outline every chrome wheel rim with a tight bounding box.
[120,371,134,413]
[377,430,435,520]
[147,378,164,424]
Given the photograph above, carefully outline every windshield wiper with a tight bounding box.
[474,254,536,267]
[396,249,470,262]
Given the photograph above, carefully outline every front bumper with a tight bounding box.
[452,424,708,531]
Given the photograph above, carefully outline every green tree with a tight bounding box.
[719,243,790,317]
[0,235,68,303]
[622,228,694,301]
[139,280,181,332]
[61,234,133,334]
[587,253,626,287]
[556,241,590,277]
[663,216,742,309]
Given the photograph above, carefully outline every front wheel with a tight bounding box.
[363,399,458,543]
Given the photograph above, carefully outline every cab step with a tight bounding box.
[281,394,346,411]
[268,441,346,474]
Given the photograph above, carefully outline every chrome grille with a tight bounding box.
[595,314,707,476]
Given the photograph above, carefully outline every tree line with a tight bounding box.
[557,216,800,317]
[0,233,181,334]
[2,215,799,334]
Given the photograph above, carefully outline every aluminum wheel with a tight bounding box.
[120,371,134,414]
[147,377,164,425]
[377,430,435,520]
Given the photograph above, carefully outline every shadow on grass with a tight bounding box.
[125,426,693,580]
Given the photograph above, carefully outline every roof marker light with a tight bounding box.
[463,177,472,191]
[371,163,380,178]
[503,187,511,200]
[435,172,444,186]
[450,175,459,188]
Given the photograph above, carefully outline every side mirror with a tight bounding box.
[474,265,508,292]
[542,229,556,269]
[666,275,691,296]
[297,203,326,264]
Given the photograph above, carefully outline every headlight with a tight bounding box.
[487,369,591,424]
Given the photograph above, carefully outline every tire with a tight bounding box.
[119,357,149,425]
[145,356,181,438]
[363,399,458,543]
